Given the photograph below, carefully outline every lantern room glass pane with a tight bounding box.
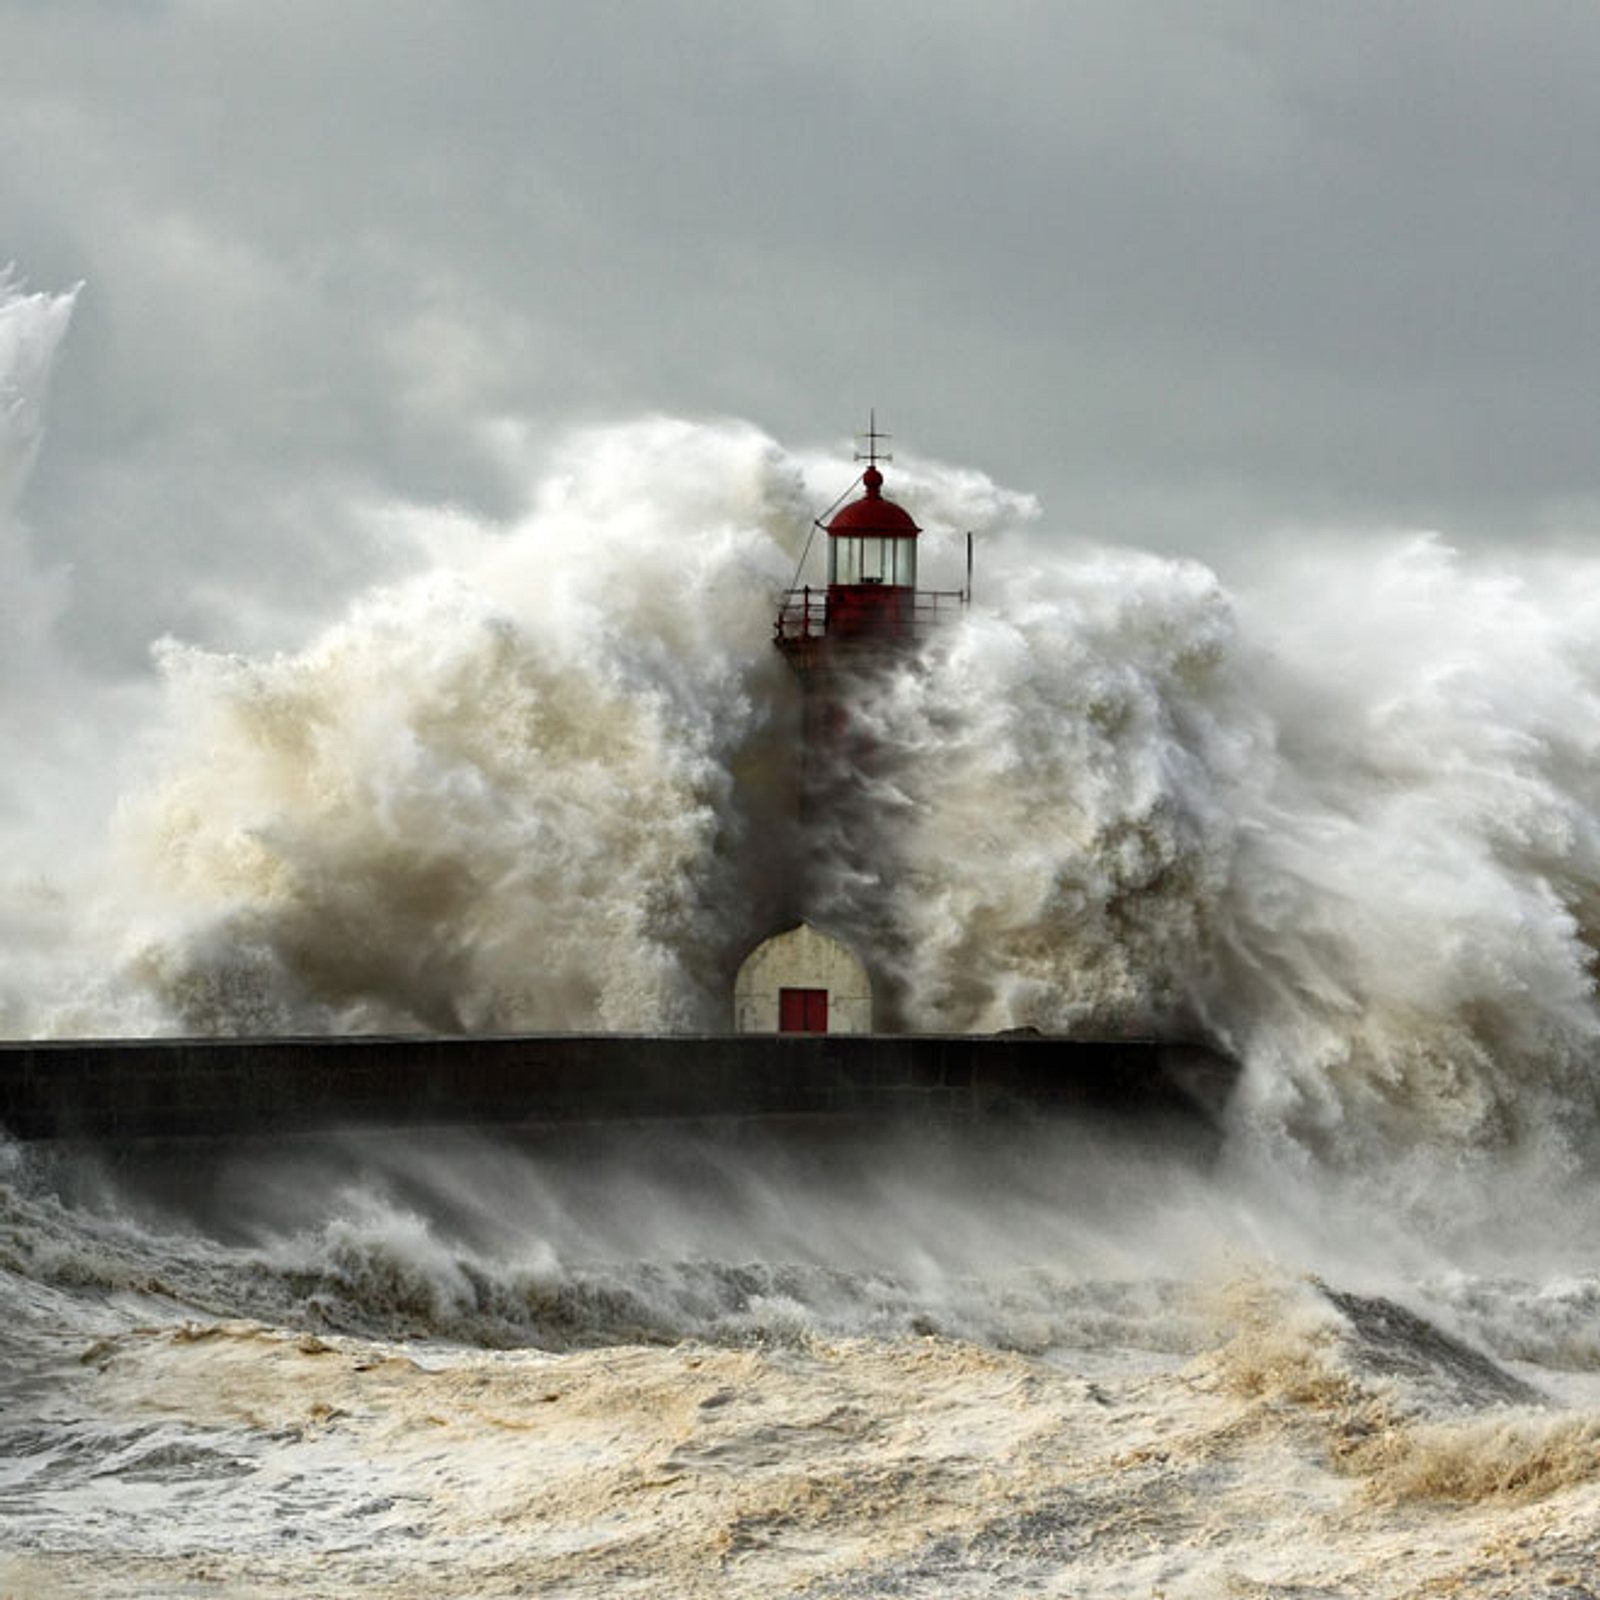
[892,539,917,587]
[830,535,916,586]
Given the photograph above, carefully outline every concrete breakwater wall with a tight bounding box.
[0,1033,1236,1144]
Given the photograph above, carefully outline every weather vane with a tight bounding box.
[854,409,892,467]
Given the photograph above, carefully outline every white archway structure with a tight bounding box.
[733,922,872,1034]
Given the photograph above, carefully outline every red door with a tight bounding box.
[778,987,828,1033]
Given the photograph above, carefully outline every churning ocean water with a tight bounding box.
[6,280,1600,1596]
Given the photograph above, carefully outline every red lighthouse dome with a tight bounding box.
[825,466,921,539]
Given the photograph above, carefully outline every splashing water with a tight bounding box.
[2,279,1600,1208]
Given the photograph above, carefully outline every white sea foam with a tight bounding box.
[6,1169,1600,1600]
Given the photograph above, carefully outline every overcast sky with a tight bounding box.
[6,0,1600,675]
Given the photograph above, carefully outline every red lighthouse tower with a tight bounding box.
[747,419,970,1033]
[774,417,967,791]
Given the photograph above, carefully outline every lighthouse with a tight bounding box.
[773,417,967,783]
[735,420,969,1035]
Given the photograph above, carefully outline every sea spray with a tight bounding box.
[803,526,1600,1206]
[102,419,818,1035]
[87,417,1036,1039]
[811,546,1248,1038]
[0,275,164,1038]
[0,269,76,657]
[6,278,1600,1198]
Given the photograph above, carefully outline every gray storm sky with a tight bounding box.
[5,0,1600,673]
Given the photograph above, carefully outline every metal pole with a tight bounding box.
[965,531,974,607]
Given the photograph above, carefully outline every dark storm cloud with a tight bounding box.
[5,0,1600,672]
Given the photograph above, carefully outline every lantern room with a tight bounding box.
[823,462,919,642]
[826,464,919,588]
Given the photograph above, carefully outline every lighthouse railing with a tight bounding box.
[774,586,968,644]
[774,586,828,641]
[911,588,969,626]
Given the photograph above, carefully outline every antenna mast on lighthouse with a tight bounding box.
[856,409,891,469]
